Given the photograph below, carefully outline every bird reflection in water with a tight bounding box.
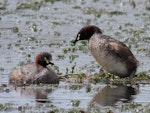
[90,84,139,107]
[14,85,58,103]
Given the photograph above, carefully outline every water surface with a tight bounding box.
[0,0,150,112]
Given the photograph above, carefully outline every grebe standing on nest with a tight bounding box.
[74,25,139,78]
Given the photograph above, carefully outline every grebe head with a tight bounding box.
[73,25,102,44]
[35,52,54,68]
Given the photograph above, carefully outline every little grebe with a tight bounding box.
[74,25,139,78]
[9,52,59,85]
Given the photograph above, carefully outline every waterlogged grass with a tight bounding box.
[0,101,149,113]
[82,8,126,18]
[0,102,58,113]
[16,1,43,10]
[0,71,150,113]
[65,70,150,85]
[0,0,150,113]
[119,103,150,113]
[0,0,7,10]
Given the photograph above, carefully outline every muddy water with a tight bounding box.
[0,0,150,112]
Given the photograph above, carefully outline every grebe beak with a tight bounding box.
[49,61,54,66]
[73,34,80,45]
[44,57,54,66]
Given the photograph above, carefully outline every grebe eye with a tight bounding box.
[77,34,80,40]
[44,57,49,64]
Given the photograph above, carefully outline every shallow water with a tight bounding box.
[0,0,150,112]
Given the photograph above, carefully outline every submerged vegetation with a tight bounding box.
[16,1,43,10]
[0,0,150,113]
[64,70,150,85]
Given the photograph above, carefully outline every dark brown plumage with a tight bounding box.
[74,25,139,77]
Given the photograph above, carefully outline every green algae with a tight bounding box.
[0,67,4,72]
[72,6,81,9]
[82,8,126,17]
[54,31,61,36]
[82,8,105,17]
[0,0,7,10]
[0,0,150,113]
[7,43,11,49]
[71,100,80,107]
[65,70,150,85]
[109,11,126,15]
[146,6,150,11]
[0,101,149,113]
[70,40,76,46]
[44,0,56,3]
[80,40,87,46]
[16,1,42,10]
[69,54,78,63]
[54,65,60,74]
[57,54,65,59]
[12,27,19,33]
[86,84,91,92]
